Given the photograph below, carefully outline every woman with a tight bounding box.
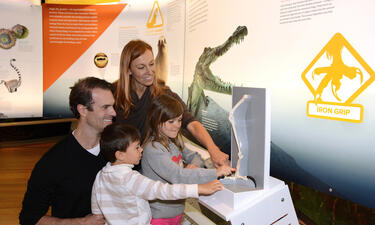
[113,39,228,167]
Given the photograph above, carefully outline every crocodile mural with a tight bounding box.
[184,28,345,223]
[185,26,247,155]
[187,26,247,115]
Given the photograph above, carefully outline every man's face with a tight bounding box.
[85,88,116,133]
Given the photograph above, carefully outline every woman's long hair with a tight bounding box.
[114,39,163,117]
[144,94,184,152]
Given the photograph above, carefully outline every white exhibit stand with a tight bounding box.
[193,87,298,225]
[199,176,298,225]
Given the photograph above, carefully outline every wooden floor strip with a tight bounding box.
[0,138,58,225]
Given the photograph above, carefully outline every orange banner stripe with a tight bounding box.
[43,3,127,92]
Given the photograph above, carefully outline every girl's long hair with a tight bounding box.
[114,39,163,117]
[144,94,184,151]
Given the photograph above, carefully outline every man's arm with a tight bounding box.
[20,152,105,225]
[30,168,105,225]
[19,158,54,225]
[36,214,105,225]
[186,121,229,168]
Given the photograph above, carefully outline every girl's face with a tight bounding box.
[160,114,182,139]
[129,49,155,89]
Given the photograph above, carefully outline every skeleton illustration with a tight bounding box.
[313,37,363,103]
[187,26,248,115]
[155,36,168,84]
[1,59,22,93]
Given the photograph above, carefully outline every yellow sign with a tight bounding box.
[302,33,375,123]
[146,1,164,29]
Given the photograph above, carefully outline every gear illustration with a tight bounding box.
[12,24,29,39]
[0,29,16,49]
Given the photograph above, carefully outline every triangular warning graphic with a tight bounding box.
[146,1,164,28]
[302,33,375,123]
[42,4,127,92]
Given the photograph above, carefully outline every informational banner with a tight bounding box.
[184,0,375,208]
[45,0,120,4]
[43,0,186,117]
[0,1,43,118]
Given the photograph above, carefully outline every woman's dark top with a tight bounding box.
[113,85,196,140]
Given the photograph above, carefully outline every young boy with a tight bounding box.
[91,123,223,225]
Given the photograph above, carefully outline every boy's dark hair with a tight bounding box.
[69,76,112,118]
[100,123,141,163]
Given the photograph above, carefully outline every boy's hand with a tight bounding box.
[216,165,236,177]
[198,180,223,195]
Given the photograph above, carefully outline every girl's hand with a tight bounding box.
[184,164,198,169]
[198,180,223,195]
[216,165,236,177]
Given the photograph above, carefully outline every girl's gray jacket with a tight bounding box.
[141,140,217,219]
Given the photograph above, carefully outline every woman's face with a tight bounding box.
[129,49,155,88]
[160,114,182,139]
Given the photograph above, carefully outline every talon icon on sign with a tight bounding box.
[302,33,375,123]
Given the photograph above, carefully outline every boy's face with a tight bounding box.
[122,140,143,165]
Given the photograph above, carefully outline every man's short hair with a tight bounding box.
[69,77,112,118]
[100,123,141,163]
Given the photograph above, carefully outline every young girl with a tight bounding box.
[91,123,223,225]
[141,94,235,225]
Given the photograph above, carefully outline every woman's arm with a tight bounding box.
[187,121,229,168]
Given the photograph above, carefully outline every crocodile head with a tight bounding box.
[195,26,248,94]
[188,26,248,112]
[214,25,248,58]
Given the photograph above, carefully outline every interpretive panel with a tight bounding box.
[0,1,43,118]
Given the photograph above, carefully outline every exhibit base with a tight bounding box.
[192,176,298,225]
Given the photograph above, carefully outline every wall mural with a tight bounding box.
[183,2,375,223]
[186,25,247,155]
[1,1,375,223]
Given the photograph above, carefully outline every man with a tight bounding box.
[19,77,116,225]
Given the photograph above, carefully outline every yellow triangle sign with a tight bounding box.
[147,1,164,28]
